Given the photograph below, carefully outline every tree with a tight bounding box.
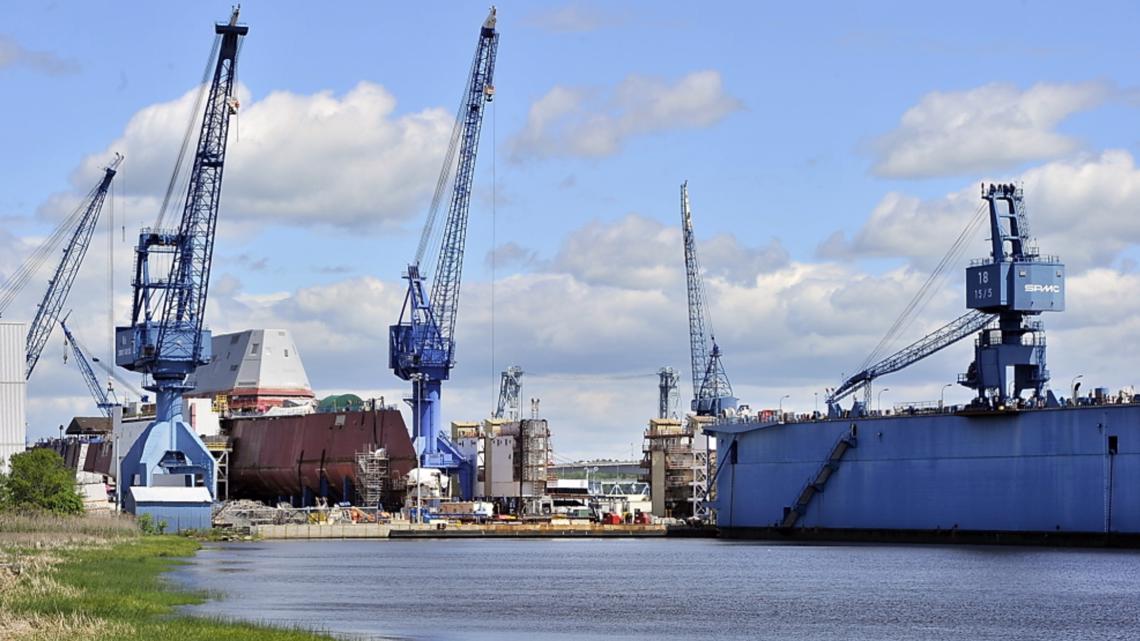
[1,448,84,515]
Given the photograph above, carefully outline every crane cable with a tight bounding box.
[857,202,989,373]
[0,179,106,316]
[154,34,221,231]
[490,95,497,415]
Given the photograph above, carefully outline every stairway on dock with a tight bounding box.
[781,431,857,528]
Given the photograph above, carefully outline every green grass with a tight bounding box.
[2,525,340,640]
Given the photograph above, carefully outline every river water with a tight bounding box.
[170,538,1140,640]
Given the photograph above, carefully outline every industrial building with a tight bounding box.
[0,322,26,474]
[640,416,713,520]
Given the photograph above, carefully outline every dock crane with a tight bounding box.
[827,183,1064,416]
[62,318,114,416]
[1,154,121,380]
[681,182,737,417]
[115,8,247,512]
[61,315,144,417]
[495,365,523,421]
[389,8,498,500]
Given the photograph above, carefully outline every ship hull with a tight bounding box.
[226,409,415,506]
[710,404,1140,543]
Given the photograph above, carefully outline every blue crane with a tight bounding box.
[23,155,122,380]
[827,183,1064,416]
[115,8,247,512]
[681,182,736,417]
[389,8,498,500]
[61,316,116,417]
[62,314,144,417]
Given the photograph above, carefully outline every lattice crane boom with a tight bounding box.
[827,310,993,410]
[114,8,247,513]
[25,155,121,380]
[389,8,498,500]
[681,182,735,416]
[61,316,115,417]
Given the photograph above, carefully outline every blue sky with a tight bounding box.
[4,1,1140,458]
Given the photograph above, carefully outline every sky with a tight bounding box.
[3,1,1140,461]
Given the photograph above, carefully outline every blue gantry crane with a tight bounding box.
[115,8,247,513]
[827,183,1064,416]
[681,182,737,417]
[389,8,498,500]
[19,155,122,380]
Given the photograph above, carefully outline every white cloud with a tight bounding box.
[822,150,1140,272]
[510,71,742,160]
[0,35,78,75]
[549,213,788,291]
[54,82,452,230]
[871,81,1113,178]
[522,4,624,33]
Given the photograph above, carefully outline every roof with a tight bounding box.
[188,329,313,397]
[67,416,111,435]
[129,486,213,504]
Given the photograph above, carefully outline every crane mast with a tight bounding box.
[24,155,121,380]
[389,8,498,500]
[115,8,247,512]
[681,182,736,416]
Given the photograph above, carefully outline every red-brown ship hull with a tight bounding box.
[226,409,415,506]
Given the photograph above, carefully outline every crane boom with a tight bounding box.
[389,8,498,500]
[61,317,115,417]
[114,9,247,516]
[25,155,121,379]
[682,182,735,416]
[827,310,993,411]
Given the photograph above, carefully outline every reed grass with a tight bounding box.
[0,515,340,641]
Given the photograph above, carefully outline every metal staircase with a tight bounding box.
[781,431,858,528]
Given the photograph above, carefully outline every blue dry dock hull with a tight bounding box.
[710,404,1140,544]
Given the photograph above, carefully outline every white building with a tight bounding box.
[0,322,27,473]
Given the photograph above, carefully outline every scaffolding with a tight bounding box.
[520,418,550,495]
[641,416,714,520]
[203,435,232,502]
[355,448,389,508]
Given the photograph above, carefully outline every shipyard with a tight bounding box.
[2,2,1140,640]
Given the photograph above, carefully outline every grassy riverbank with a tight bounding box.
[0,514,338,641]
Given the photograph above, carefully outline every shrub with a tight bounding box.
[1,448,85,515]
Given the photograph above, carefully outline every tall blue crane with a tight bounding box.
[390,8,498,500]
[681,182,736,417]
[23,155,122,380]
[61,316,117,417]
[115,8,247,512]
[827,183,1064,416]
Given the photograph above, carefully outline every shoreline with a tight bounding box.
[0,514,340,641]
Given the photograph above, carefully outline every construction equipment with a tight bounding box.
[495,365,523,420]
[828,183,1064,416]
[61,315,143,416]
[0,155,122,380]
[681,182,737,416]
[389,8,498,500]
[115,8,248,513]
[657,367,679,419]
[61,316,115,417]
